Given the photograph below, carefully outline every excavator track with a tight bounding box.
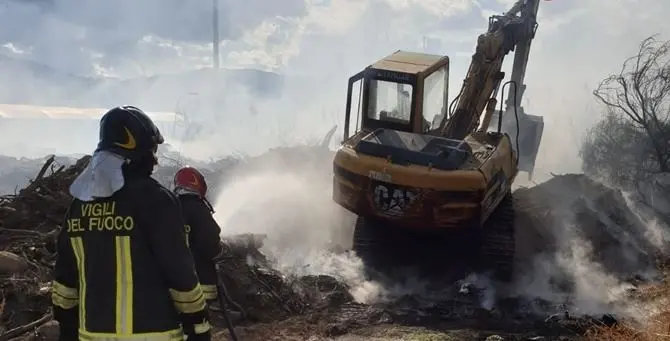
[479,192,516,282]
[352,217,400,271]
[353,217,445,276]
[352,193,516,282]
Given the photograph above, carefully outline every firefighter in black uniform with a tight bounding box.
[172,167,225,308]
[51,106,211,341]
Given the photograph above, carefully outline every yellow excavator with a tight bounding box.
[332,0,545,281]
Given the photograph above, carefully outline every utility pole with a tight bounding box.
[212,0,220,70]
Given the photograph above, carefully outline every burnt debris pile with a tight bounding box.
[0,155,90,338]
[216,234,354,323]
[0,148,666,341]
[513,174,665,283]
[0,154,351,340]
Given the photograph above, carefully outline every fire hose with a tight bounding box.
[215,263,243,341]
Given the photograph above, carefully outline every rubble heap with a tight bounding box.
[0,155,90,338]
[0,152,666,341]
[0,155,351,340]
[217,234,353,323]
[514,174,665,282]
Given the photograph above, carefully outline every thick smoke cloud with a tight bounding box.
[0,0,306,75]
[1,0,670,167]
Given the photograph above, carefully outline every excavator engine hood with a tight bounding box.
[332,129,487,229]
[354,129,473,171]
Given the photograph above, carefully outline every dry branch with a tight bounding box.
[0,156,90,331]
[0,313,52,341]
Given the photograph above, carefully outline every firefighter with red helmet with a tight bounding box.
[52,106,211,341]
[173,167,226,309]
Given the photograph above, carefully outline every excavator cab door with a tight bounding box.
[488,107,544,180]
[421,64,449,132]
[343,70,365,141]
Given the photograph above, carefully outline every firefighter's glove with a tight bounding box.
[57,324,78,341]
[185,329,211,341]
[54,306,79,341]
[181,312,212,341]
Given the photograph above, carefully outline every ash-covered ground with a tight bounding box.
[0,144,668,341]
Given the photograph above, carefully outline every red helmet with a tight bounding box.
[174,166,207,197]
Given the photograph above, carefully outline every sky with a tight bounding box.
[0,0,669,182]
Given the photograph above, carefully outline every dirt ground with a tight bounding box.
[0,153,666,341]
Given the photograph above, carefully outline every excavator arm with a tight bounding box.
[438,0,540,140]
[503,0,539,113]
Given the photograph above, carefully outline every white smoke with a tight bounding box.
[212,144,668,323]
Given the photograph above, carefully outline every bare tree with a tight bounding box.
[582,35,670,218]
[592,35,670,174]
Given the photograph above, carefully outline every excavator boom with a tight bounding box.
[505,0,539,110]
[493,0,545,179]
[439,0,540,141]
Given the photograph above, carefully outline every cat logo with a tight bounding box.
[371,183,417,217]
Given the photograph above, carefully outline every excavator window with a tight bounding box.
[366,79,414,125]
[422,66,448,132]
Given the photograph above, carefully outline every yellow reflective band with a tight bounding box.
[52,293,78,309]
[52,280,78,299]
[201,285,217,300]
[70,237,87,330]
[115,236,134,334]
[79,328,184,341]
[193,321,211,335]
[51,280,79,309]
[169,285,206,314]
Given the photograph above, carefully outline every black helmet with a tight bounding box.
[96,106,164,162]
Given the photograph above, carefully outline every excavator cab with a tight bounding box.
[342,51,543,180]
[342,51,449,141]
